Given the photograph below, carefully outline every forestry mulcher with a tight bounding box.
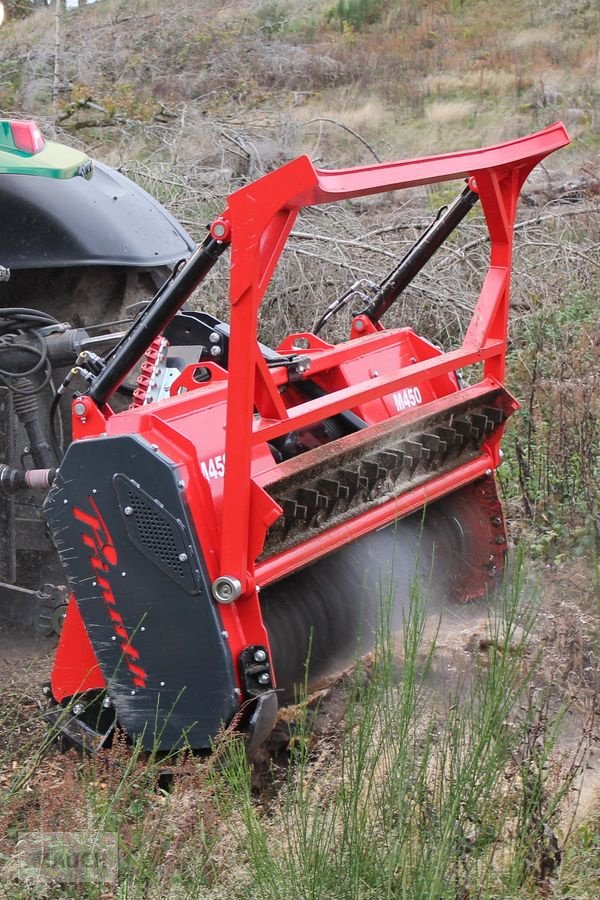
[0,120,569,752]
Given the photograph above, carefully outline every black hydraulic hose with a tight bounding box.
[88,235,228,407]
[362,185,479,324]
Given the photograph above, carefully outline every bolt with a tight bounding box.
[111,636,116,641]
[495,535,506,545]
[121,571,127,577]
[102,697,112,709]
[178,552,188,562]
[485,468,492,476]
[160,681,165,687]
[253,649,267,663]
[92,581,97,587]
[209,332,220,344]
[221,630,229,639]
[73,401,86,416]
[63,499,68,504]
[212,576,242,604]
[492,516,502,527]
[212,221,227,238]
[141,626,146,632]
[42,685,51,696]
[151,444,158,451]
[257,672,271,686]
[234,688,242,696]
[72,704,83,716]
[210,345,222,358]
[92,489,97,494]
[177,480,185,489]
[124,506,134,516]
[354,318,365,332]
[131,690,136,696]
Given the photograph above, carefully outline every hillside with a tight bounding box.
[0,1,599,897]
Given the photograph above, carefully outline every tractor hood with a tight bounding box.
[0,160,196,269]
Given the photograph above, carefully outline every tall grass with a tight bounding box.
[215,561,575,899]
[0,560,586,897]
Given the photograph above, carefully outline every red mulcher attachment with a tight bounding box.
[44,124,569,752]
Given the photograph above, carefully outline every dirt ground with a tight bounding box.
[1,559,598,835]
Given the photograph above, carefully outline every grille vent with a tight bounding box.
[114,474,199,594]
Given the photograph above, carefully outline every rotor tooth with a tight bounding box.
[453,418,474,443]
[318,477,350,501]
[469,413,489,441]
[377,449,404,474]
[482,406,504,428]
[400,440,423,473]
[360,459,385,487]
[435,425,461,452]
[297,488,328,514]
[421,433,442,455]
[279,497,309,522]
[337,468,361,494]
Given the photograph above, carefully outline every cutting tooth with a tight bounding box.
[453,418,474,443]
[435,425,461,452]
[400,440,423,474]
[297,488,328,515]
[422,433,442,456]
[318,477,349,501]
[377,449,404,474]
[338,468,361,494]
[482,406,504,428]
[280,498,308,522]
[469,413,489,440]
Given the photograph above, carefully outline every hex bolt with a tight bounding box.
[178,552,188,562]
[257,672,271,686]
[72,704,83,716]
[73,401,86,416]
[253,649,267,663]
[210,345,222,358]
[124,506,134,516]
[212,576,242,604]
[209,332,220,344]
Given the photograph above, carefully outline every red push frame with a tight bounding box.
[212,123,570,596]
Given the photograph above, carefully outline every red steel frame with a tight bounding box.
[58,123,570,706]
[211,122,569,597]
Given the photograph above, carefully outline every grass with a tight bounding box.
[0,560,590,897]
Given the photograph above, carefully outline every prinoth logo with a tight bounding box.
[73,497,147,689]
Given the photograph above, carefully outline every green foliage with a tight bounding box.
[501,289,600,559]
[328,0,383,32]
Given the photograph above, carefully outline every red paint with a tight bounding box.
[73,496,147,688]
[57,125,569,710]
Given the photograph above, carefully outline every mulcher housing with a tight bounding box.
[45,124,569,751]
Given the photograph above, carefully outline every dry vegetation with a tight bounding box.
[0,0,599,896]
